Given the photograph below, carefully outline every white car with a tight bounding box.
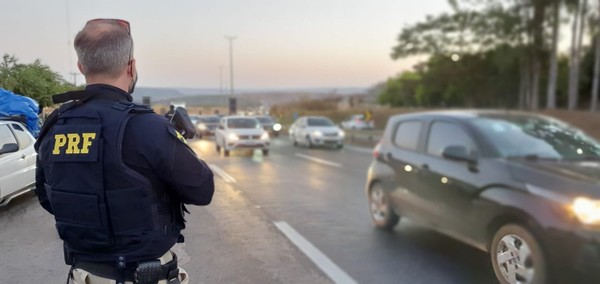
[341,114,374,130]
[0,120,36,206]
[215,116,270,157]
[289,116,344,149]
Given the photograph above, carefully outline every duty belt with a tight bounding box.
[72,252,180,284]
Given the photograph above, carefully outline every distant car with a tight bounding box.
[215,116,270,157]
[289,116,344,149]
[341,114,374,130]
[193,115,220,137]
[255,116,282,137]
[366,110,600,283]
[0,120,36,206]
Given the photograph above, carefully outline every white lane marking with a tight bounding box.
[209,164,237,183]
[294,153,342,168]
[274,222,358,284]
[344,145,374,154]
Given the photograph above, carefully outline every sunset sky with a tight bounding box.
[1,0,450,89]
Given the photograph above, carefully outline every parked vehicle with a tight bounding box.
[255,116,282,137]
[289,116,344,149]
[215,116,270,157]
[366,110,600,283]
[341,114,374,130]
[0,119,36,206]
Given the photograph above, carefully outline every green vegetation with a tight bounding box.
[0,54,74,107]
[380,0,600,111]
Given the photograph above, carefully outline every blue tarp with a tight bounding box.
[0,88,40,137]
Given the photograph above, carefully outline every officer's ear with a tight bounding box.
[127,58,136,77]
[77,62,85,75]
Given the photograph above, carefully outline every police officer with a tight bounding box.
[34,19,214,284]
[165,105,175,121]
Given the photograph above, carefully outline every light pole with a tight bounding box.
[225,36,236,114]
[65,0,74,83]
[219,66,224,95]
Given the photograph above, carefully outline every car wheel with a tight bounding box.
[490,224,547,284]
[368,183,399,230]
[216,143,221,152]
[292,136,298,146]
[262,149,269,156]
[224,150,230,157]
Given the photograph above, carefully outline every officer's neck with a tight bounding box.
[85,75,129,94]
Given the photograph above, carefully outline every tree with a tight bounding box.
[547,0,561,109]
[568,0,589,110]
[591,1,600,111]
[378,72,422,107]
[390,0,550,110]
[0,54,74,107]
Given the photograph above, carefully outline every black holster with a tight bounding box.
[134,252,180,284]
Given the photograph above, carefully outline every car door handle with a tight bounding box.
[21,154,27,160]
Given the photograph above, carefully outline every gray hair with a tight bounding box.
[74,22,133,78]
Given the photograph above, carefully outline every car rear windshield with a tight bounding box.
[307,118,334,127]
[200,116,220,123]
[471,116,600,160]
[227,118,260,129]
[256,117,274,124]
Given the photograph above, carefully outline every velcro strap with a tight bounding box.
[52,91,95,104]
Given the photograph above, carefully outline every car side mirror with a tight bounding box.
[442,145,477,164]
[0,143,19,155]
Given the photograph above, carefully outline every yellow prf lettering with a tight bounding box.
[65,133,81,154]
[52,134,67,155]
[80,133,96,154]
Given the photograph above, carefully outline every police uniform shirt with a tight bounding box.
[35,84,214,214]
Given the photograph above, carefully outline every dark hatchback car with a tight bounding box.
[193,115,220,137]
[255,116,282,137]
[366,110,600,283]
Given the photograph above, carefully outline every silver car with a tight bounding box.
[289,116,345,149]
[0,120,36,206]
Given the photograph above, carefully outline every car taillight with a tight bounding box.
[373,142,382,159]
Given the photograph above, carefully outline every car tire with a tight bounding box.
[224,150,230,157]
[368,183,399,230]
[292,136,298,146]
[262,149,269,156]
[490,224,547,284]
[216,144,221,152]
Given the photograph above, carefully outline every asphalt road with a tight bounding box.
[0,136,498,284]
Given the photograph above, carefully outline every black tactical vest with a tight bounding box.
[38,92,182,264]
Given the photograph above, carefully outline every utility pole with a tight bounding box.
[65,0,74,81]
[219,66,224,95]
[69,72,79,86]
[225,36,237,114]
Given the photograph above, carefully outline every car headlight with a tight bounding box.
[527,184,600,226]
[338,130,345,138]
[261,132,269,140]
[312,131,323,137]
[228,133,239,141]
[273,123,282,131]
[198,123,207,131]
[572,197,600,225]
